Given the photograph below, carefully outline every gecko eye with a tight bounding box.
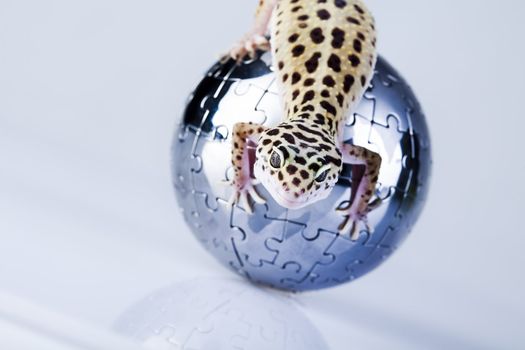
[269,147,285,169]
[314,164,331,183]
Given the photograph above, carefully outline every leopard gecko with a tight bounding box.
[226,0,382,240]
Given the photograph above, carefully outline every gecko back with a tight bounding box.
[271,0,377,136]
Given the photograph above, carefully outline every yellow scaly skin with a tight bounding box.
[227,0,382,240]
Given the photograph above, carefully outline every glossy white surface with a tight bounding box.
[0,0,524,349]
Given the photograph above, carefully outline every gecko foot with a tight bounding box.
[223,34,270,64]
[336,203,373,241]
[225,178,266,214]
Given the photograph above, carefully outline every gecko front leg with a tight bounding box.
[227,0,279,62]
[227,122,268,213]
[337,144,382,240]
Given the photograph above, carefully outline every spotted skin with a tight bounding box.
[227,0,381,240]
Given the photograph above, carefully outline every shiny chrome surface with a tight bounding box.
[171,52,431,291]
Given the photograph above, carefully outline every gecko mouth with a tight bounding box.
[267,186,310,209]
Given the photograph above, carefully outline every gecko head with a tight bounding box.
[254,122,342,209]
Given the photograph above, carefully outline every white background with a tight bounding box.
[0,0,524,349]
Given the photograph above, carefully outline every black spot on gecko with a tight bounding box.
[300,170,310,180]
[327,54,341,72]
[353,39,362,53]
[322,75,335,87]
[292,90,300,100]
[314,114,325,125]
[308,163,320,172]
[298,112,309,118]
[361,75,367,87]
[321,89,330,98]
[343,74,355,92]
[354,4,365,14]
[307,151,317,158]
[292,132,317,143]
[262,139,272,145]
[292,45,305,57]
[336,93,344,107]
[320,100,337,116]
[267,129,279,136]
[348,54,360,67]
[291,72,302,84]
[295,156,307,165]
[301,104,314,112]
[317,9,331,20]
[282,133,295,144]
[303,78,315,86]
[347,16,360,25]
[288,33,299,43]
[302,90,315,104]
[325,155,342,167]
[310,27,325,44]
[278,61,284,69]
[292,177,301,186]
[331,28,345,48]
[296,124,333,143]
[291,6,302,12]
[357,32,365,40]
[334,0,347,8]
[305,52,321,73]
[298,15,309,21]
[286,164,298,175]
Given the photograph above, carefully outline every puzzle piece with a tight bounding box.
[266,228,337,287]
[211,82,268,132]
[254,82,282,128]
[246,260,302,288]
[230,203,280,267]
[364,62,411,133]
[345,88,376,126]
[305,232,370,286]
[341,112,373,149]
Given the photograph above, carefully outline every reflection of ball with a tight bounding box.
[171,52,431,291]
[114,278,327,350]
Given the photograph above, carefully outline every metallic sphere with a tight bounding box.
[171,52,431,291]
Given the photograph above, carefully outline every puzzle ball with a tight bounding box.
[172,52,431,291]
